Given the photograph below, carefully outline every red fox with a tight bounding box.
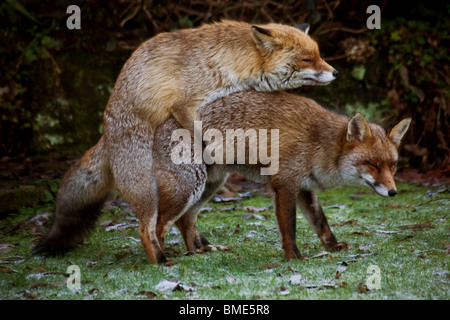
[34,91,410,262]
[33,20,337,263]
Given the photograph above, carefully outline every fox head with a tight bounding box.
[339,113,411,197]
[251,23,338,89]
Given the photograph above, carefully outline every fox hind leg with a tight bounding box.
[112,146,166,264]
[106,112,167,264]
[175,175,230,254]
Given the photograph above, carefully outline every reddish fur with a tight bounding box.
[34,20,337,264]
[34,91,409,263]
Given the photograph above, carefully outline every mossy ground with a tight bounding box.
[0,182,448,300]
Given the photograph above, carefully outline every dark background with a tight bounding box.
[1,0,449,185]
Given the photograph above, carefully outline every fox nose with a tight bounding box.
[332,70,339,77]
[388,189,397,197]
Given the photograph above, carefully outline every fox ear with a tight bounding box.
[251,26,276,51]
[294,23,310,35]
[388,118,411,147]
[347,113,372,143]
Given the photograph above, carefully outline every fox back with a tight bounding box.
[191,91,408,196]
[105,20,337,132]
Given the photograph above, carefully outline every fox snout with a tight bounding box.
[361,168,397,198]
[388,189,397,197]
[305,60,339,85]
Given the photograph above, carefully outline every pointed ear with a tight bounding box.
[388,118,411,147]
[294,23,310,35]
[251,26,276,51]
[347,113,372,142]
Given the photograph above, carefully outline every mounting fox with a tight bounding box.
[33,20,338,263]
[34,91,410,263]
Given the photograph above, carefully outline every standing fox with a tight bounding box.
[152,91,411,260]
[34,91,410,262]
[34,20,338,263]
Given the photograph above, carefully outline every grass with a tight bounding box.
[0,182,448,300]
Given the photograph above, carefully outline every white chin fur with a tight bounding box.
[361,173,389,197]
[374,185,389,197]
[299,69,336,85]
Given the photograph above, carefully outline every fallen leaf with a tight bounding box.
[212,195,242,203]
[398,221,434,231]
[29,283,49,290]
[155,280,192,292]
[28,212,51,226]
[310,251,330,259]
[244,230,258,240]
[375,229,400,234]
[324,204,348,210]
[137,290,157,299]
[335,261,348,279]
[289,274,303,285]
[386,203,409,209]
[25,266,47,273]
[243,206,271,214]
[155,280,179,291]
[114,252,129,260]
[0,256,25,264]
[218,191,237,198]
[357,282,369,294]
[105,222,138,231]
[234,224,241,234]
[332,219,356,227]
[350,231,371,237]
[279,286,290,295]
[245,213,266,220]
[86,288,99,295]
[0,266,14,273]
[219,206,234,212]
[0,244,15,254]
[99,220,114,227]
[238,191,254,198]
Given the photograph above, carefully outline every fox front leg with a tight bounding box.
[297,190,349,252]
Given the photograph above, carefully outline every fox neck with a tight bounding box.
[300,117,353,191]
[204,71,291,107]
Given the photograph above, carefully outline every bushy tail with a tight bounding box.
[33,137,113,254]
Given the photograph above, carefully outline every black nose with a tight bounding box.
[388,189,397,197]
[332,70,339,77]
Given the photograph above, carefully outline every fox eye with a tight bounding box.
[367,161,378,170]
[391,161,398,172]
[302,59,312,64]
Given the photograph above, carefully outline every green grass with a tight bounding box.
[0,182,448,300]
